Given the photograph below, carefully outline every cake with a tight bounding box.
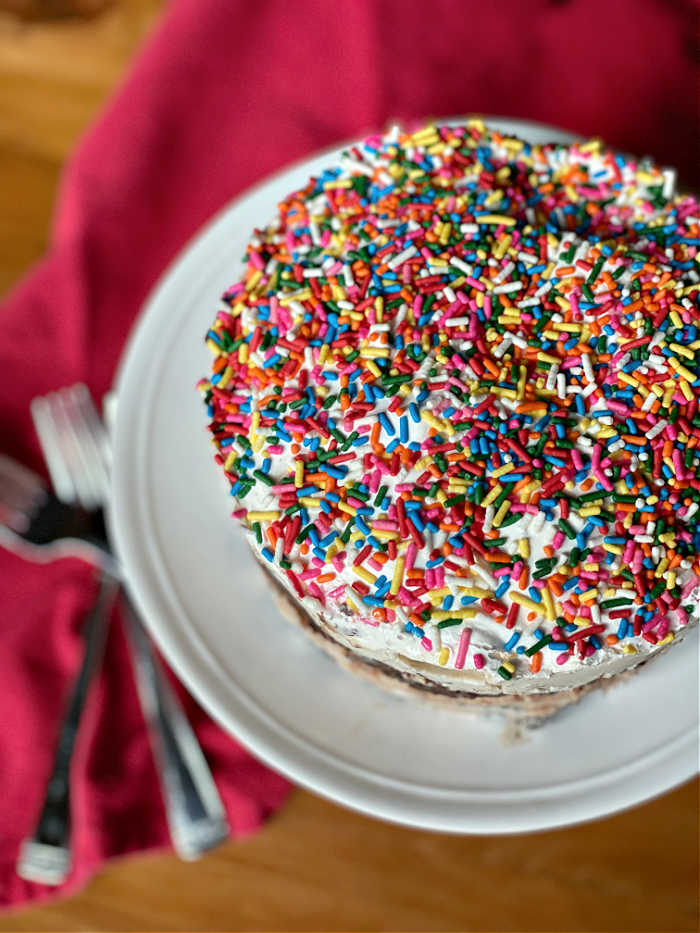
[199,120,700,722]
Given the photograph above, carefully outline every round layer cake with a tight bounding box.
[199,120,700,719]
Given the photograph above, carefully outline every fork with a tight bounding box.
[5,386,229,880]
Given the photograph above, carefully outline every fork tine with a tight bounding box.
[30,397,78,505]
[47,391,98,510]
[71,385,111,502]
[57,385,110,508]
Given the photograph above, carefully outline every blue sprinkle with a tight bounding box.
[378,411,395,436]
[261,547,274,563]
[549,641,569,651]
[320,463,347,479]
[504,632,520,651]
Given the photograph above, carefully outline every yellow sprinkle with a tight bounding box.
[654,558,670,578]
[421,411,455,435]
[365,360,381,378]
[438,647,450,666]
[245,511,281,522]
[541,587,556,622]
[390,557,405,596]
[657,633,675,647]
[238,343,249,364]
[536,352,560,365]
[670,342,695,360]
[579,588,598,603]
[456,587,493,599]
[492,500,510,528]
[618,372,640,389]
[323,178,352,189]
[492,463,515,479]
[551,320,583,332]
[299,497,322,509]
[519,481,539,504]
[481,484,503,508]
[518,538,530,560]
[669,357,696,382]
[375,295,384,322]
[502,661,515,674]
[431,609,478,622]
[217,365,233,389]
[279,289,312,305]
[478,214,516,226]
[622,644,637,655]
[509,592,544,615]
[206,339,223,357]
[337,501,357,516]
[372,529,399,541]
[680,380,694,402]
[579,506,602,517]
[353,566,377,586]
[223,451,237,472]
[294,461,304,488]
[244,269,262,292]
[428,588,451,603]
[602,543,623,555]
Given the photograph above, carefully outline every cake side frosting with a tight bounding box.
[199,120,700,697]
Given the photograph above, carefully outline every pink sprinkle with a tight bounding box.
[556,652,570,665]
[454,627,472,669]
[473,653,485,670]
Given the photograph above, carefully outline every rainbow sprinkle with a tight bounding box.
[199,120,700,685]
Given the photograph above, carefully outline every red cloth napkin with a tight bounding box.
[0,0,697,911]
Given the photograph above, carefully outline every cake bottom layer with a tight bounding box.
[258,559,664,727]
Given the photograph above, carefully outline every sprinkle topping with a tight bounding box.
[200,120,700,684]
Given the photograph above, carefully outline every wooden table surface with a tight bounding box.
[0,3,698,930]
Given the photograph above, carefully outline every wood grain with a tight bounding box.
[0,3,698,930]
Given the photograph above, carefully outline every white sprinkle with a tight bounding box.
[492,281,524,295]
[449,256,472,275]
[517,251,538,265]
[662,168,676,200]
[556,373,567,399]
[646,419,668,440]
[387,245,417,270]
[482,505,495,534]
[445,316,471,327]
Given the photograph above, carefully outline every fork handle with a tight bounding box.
[17,574,117,884]
[121,595,230,859]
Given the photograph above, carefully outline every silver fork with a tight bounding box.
[17,385,229,878]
